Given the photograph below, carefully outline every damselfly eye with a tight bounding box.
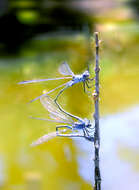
[86,123,91,128]
[72,76,75,79]
[83,70,89,78]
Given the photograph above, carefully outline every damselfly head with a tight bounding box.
[82,70,90,79]
[84,118,91,127]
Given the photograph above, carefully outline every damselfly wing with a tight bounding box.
[18,77,72,84]
[31,131,57,146]
[40,95,74,125]
[31,129,67,147]
[18,62,73,85]
[30,95,75,146]
[58,62,74,76]
[30,116,72,124]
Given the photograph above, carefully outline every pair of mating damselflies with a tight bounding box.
[19,62,94,145]
[31,95,94,146]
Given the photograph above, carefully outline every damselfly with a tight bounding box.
[31,95,94,146]
[18,62,94,104]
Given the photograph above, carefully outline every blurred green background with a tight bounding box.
[0,0,139,189]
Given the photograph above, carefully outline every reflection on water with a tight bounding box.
[75,106,139,189]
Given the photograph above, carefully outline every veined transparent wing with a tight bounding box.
[58,62,74,76]
[30,116,72,124]
[40,95,74,124]
[31,131,57,146]
[18,77,72,84]
[31,129,67,146]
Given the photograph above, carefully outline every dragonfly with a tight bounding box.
[31,95,94,146]
[18,62,94,104]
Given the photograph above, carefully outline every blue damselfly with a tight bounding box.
[18,62,93,104]
[31,95,94,146]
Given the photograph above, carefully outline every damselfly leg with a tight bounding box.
[86,78,94,88]
[83,82,92,95]
[88,77,94,81]
[83,128,94,142]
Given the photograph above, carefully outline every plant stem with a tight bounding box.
[93,32,101,190]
